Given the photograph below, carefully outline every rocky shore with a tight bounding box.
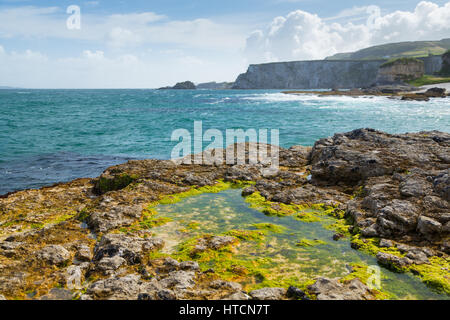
[0,129,448,300]
[283,85,449,101]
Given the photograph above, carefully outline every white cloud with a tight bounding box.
[0,46,244,88]
[245,1,450,63]
[108,27,142,48]
[0,6,245,50]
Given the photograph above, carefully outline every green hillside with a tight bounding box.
[326,38,450,60]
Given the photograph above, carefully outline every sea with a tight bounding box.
[1,89,449,195]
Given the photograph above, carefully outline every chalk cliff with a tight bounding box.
[233,55,443,89]
[233,60,386,89]
[375,58,424,84]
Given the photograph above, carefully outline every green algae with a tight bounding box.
[350,235,405,257]
[146,188,449,300]
[148,180,253,208]
[245,191,352,236]
[350,235,450,296]
[96,173,138,194]
[296,238,327,247]
[225,229,266,242]
[409,257,450,295]
[341,263,392,300]
[252,223,286,234]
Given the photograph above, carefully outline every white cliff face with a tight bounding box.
[233,56,443,89]
[233,60,386,89]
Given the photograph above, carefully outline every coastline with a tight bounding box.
[1,129,448,300]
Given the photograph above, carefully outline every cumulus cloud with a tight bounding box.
[245,1,450,63]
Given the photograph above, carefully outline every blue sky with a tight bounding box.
[1,0,450,88]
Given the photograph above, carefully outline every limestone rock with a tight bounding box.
[417,216,442,239]
[249,287,286,300]
[376,252,412,269]
[308,277,375,300]
[87,274,159,300]
[94,234,164,265]
[159,271,196,290]
[36,245,71,266]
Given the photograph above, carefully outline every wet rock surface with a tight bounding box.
[308,277,377,300]
[0,131,448,300]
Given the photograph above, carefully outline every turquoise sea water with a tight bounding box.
[1,89,449,194]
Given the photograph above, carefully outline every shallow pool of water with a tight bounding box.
[153,189,448,300]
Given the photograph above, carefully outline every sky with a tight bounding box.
[0,0,450,88]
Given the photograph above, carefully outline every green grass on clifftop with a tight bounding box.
[408,75,450,86]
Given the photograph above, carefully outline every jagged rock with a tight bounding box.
[249,287,286,300]
[40,288,74,300]
[162,257,180,272]
[310,129,450,185]
[361,224,379,237]
[417,216,442,239]
[399,177,428,197]
[157,289,177,300]
[287,286,308,300]
[440,240,450,254]
[0,241,23,258]
[159,271,196,290]
[226,165,263,181]
[36,245,71,266]
[222,291,251,300]
[179,261,200,271]
[376,252,412,269]
[173,81,196,90]
[424,87,446,97]
[433,171,450,201]
[377,200,419,234]
[405,251,429,265]
[197,236,237,251]
[88,204,142,233]
[87,274,159,300]
[96,256,126,273]
[379,239,394,248]
[279,146,311,167]
[308,277,375,300]
[443,221,450,233]
[75,244,92,262]
[94,234,164,265]
[209,280,242,292]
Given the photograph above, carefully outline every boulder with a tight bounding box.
[86,274,159,300]
[36,245,71,266]
[308,277,375,300]
[159,271,196,290]
[417,216,442,239]
[88,204,142,233]
[96,256,127,273]
[94,234,164,265]
[376,252,412,269]
[249,287,286,300]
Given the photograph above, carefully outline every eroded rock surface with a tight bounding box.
[0,131,448,300]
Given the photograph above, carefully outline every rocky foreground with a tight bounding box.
[0,129,449,300]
